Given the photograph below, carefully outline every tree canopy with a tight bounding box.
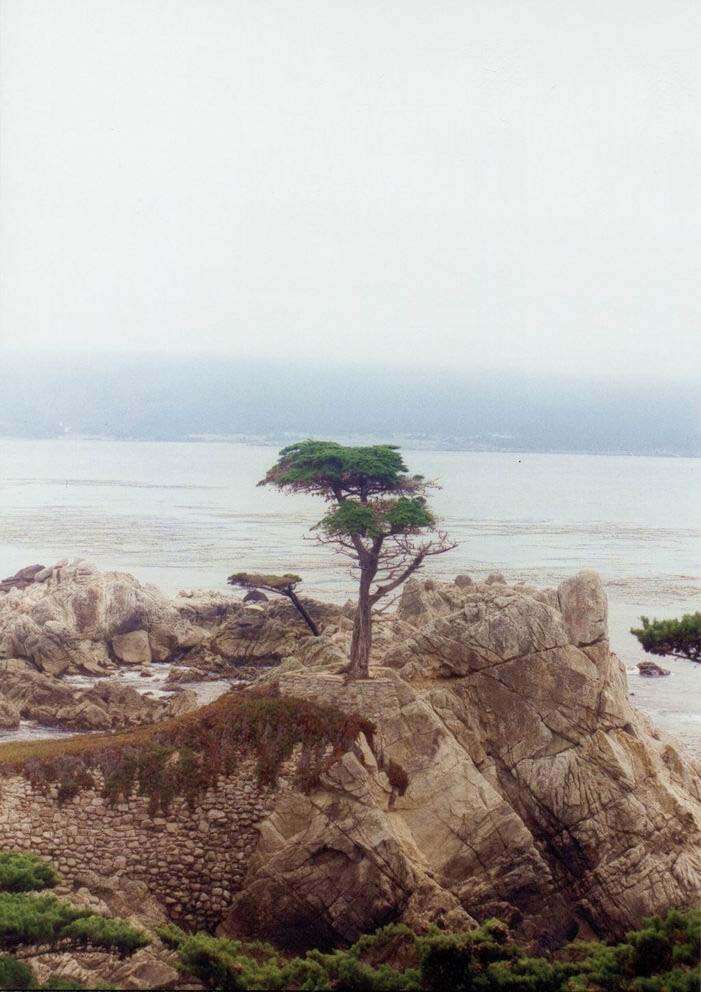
[228,573,302,592]
[631,613,701,662]
[258,440,424,500]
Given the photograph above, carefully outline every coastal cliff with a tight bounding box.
[0,565,698,962]
[219,571,701,949]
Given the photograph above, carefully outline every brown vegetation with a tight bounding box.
[0,688,375,814]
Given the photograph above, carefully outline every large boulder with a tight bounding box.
[0,670,190,732]
[0,696,20,729]
[221,572,701,951]
[0,561,206,674]
[557,569,608,646]
[207,604,326,666]
[111,630,152,666]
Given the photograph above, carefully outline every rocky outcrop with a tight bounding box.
[0,562,342,681]
[1,564,698,958]
[220,571,701,951]
[0,670,197,731]
[184,598,347,670]
[0,564,48,593]
[0,560,207,675]
[0,696,20,729]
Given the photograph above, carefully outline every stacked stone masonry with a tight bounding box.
[0,759,276,930]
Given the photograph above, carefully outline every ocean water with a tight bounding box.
[0,440,698,753]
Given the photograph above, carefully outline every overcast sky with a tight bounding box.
[1,0,699,379]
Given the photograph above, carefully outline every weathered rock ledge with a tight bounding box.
[219,571,701,950]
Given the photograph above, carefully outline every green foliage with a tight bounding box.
[21,688,375,810]
[40,976,116,990]
[0,854,58,894]
[155,921,187,949]
[321,497,434,538]
[0,851,148,988]
[631,614,701,661]
[173,929,421,991]
[0,953,35,990]
[322,501,379,537]
[61,914,149,956]
[0,890,147,982]
[259,440,422,498]
[170,911,701,992]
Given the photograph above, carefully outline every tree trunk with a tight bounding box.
[347,570,373,679]
[286,588,320,636]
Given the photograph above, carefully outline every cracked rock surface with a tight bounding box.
[220,571,701,951]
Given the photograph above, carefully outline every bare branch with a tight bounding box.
[369,534,456,604]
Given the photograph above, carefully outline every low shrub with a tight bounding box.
[166,910,701,992]
[2,687,376,813]
[0,851,147,990]
[0,853,58,894]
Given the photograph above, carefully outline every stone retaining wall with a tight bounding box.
[0,761,276,930]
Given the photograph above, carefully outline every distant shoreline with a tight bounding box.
[0,434,697,459]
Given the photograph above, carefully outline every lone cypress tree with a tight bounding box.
[259,440,455,679]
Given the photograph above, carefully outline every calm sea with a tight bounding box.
[0,440,698,753]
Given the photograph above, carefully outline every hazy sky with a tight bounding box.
[1,0,699,378]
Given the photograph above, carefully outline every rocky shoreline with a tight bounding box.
[0,559,339,739]
[0,560,698,984]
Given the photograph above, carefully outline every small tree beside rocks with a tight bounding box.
[227,573,320,635]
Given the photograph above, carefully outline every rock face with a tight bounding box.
[0,670,197,731]
[187,599,346,669]
[112,630,152,666]
[220,571,701,951]
[0,560,207,675]
[0,696,20,729]
[0,561,340,681]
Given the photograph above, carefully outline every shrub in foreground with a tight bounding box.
[0,851,147,990]
[160,909,701,991]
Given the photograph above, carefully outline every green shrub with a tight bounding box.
[0,853,58,894]
[170,910,701,992]
[0,953,35,990]
[0,851,148,988]
[40,978,116,991]
[631,614,701,661]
